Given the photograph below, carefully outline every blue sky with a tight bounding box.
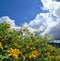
[0,0,43,25]
[0,0,60,40]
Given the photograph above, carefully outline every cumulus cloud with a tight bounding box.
[0,0,60,39]
[40,0,60,39]
[0,16,20,30]
[23,0,60,39]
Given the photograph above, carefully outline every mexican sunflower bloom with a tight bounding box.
[4,35,7,41]
[0,42,3,49]
[8,48,22,59]
[16,35,21,39]
[4,23,10,28]
[14,43,20,48]
[56,55,60,61]
[31,50,39,59]
[26,31,31,35]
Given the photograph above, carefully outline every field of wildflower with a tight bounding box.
[0,22,60,61]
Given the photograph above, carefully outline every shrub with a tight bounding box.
[0,23,60,61]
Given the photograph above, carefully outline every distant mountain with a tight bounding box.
[48,40,60,47]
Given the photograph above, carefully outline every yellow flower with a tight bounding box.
[4,23,10,28]
[8,48,22,59]
[47,52,50,56]
[23,55,25,60]
[0,42,3,49]
[47,52,54,59]
[21,27,28,31]
[25,43,29,48]
[46,52,52,58]
[16,35,21,39]
[43,48,46,51]
[13,30,19,34]
[8,29,12,32]
[56,55,60,61]
[30,47,36,50]
[31,50,39,59]
[49,56,54,59]
[26,31,31,35]
[4,35,7,41]
[14,43,20,48]
[30,47,33,50]
[47,44,51,51]
[35,40,39,42]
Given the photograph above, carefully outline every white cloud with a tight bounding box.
[0,0,60,39]
[41,0,60,39]
[23,0,60,39]
[41,0,60,17]
[0,16,20,30]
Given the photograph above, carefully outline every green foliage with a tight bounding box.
[0,22,60,61]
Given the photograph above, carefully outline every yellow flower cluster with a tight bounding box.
[0,23,60,61]
[47,52,54,59]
